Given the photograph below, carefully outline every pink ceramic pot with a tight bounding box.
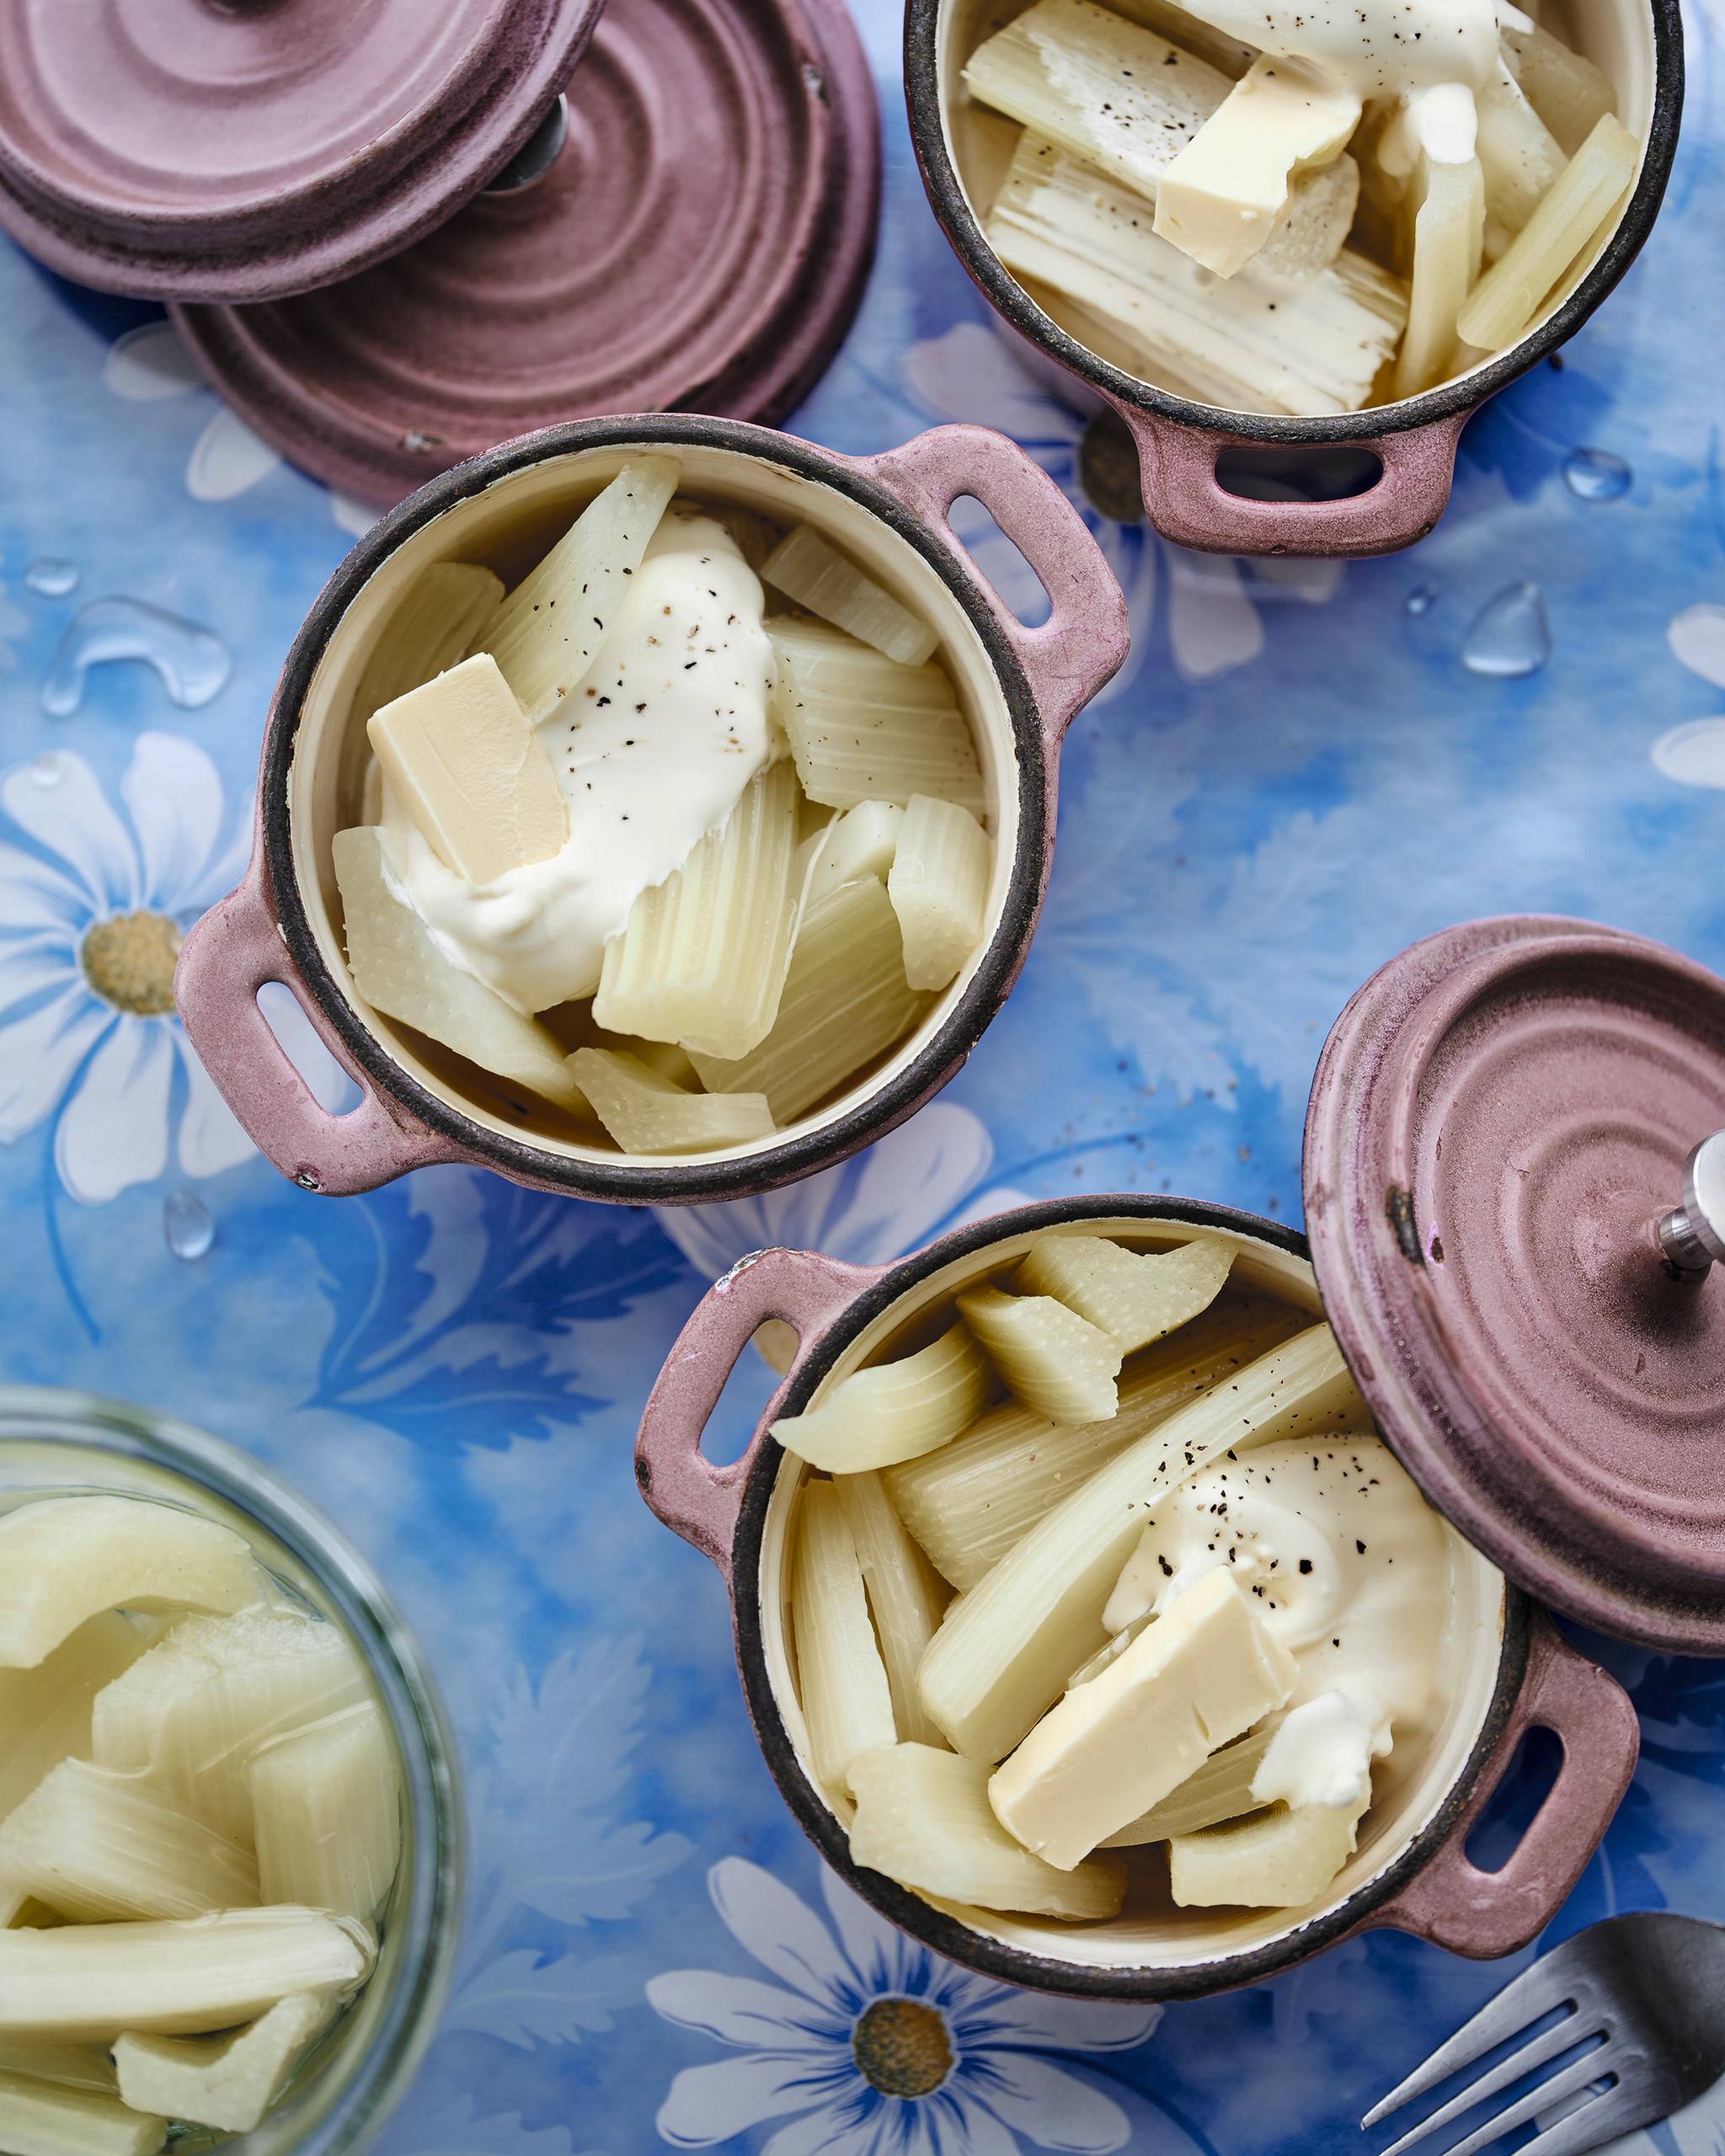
[636,1195,1639,2000]
[905,0,1683,558]
[175,413,1128,1205]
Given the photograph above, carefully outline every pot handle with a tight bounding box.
[1123,407,1467,558]
[1372,1613,1639,1959]
[635,1246,890,1582]
[174,848,463,1196]
[856,424,1130,744]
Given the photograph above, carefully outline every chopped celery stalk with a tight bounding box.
[1017,1231,1234,1353]
[1169,1787,1369,1907]
[792,1485,896,1802]
[762,529,938,666]
[988,136,1405,416]
[0,1908,373,2041]
[354,563,504,724]
[0,2040,117,2094]
[1155,58,1362,279]
[989,1570,1297,1867]
[1108,0,1253,77]
[115,1993,327,2136]
[1393,154,1485,398]
[248,1704,401,1924]
[0,1497,263,1672]
[0,1614,157,1822]
[884,1303,1303,1589]
[955,1286,1122,1425]
[334,826,585,1113]
[888,796,991,991]
[568,1049,773,1155]
[1105,1721,1282,1844]
[804,800,904,905]
[480,457,680,719]
[917,1325,1360,1762]
[0,1881,24,1927]
[689,877,927,1124]
[772,1324,990,1474]
[835,1474,951,1748]
[772,622,984,816]
[92,1610,370,1847]
[0,1760,258,1924]
[1477,58,1567,237]
[0,2069,164,2156]
[593,759,801,1059]
[1455,114,1637,351]
[1502,21,1616,156]
[848,1744,1125,1920]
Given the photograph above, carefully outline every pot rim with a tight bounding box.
[729,1190,1530,2001]
[902,0,1685,447]
[259,411,1051,1205]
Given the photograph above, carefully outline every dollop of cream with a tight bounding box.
[1251,1684,1391,1810]
[380,510,776,1015]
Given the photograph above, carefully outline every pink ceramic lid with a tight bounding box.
[1306,916,1725,1653]
[169,0,880,503]
[0,0,603,302]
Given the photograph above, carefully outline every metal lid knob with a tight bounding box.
[1656,1131,1725,1278]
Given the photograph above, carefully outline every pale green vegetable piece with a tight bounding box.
[888,795,991,992]
[0,1498,263,1672]
[762,528,938,666]
[1477,58,1567,239]
[568,1049,773,1155]
[93,1610,370,1847]
[0,1759,258,1924]
[1393,153,1485,398]
[1101,1720,1283,1844]
[772,1324,990,1474]
[354,563,504,725]
[884,1302,1302,1589]
[804,800,904,906]
[249,1704,401,1925]
[334,826,585,1113]
[0,1614,157,1823]
[847,1744,1125,1919]
[917,1325,1363,1762]
[114,1993,328,2134]
[1017,1231,1234,1353]
[593,758,801,1059]
[0,2040,115,2093]
[0,1908,373,2041]
[0,2069,164,2156]
[1108,0,1252,77]
[772,622,984,816]
[835,1474,950,1748]
[481,457,681,719]
[1169,1787,1369,1908]
[792,1485,896,1802]
[954,1286,1122,1426]
[689,877,927,1124]
[1502,21,1616,156]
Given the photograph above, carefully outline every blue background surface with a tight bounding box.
[0,1,1722,2148]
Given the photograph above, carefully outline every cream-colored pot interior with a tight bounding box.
[287,442,1023,1170]
[756,1214,1508,1974]
[935,0,1659,421]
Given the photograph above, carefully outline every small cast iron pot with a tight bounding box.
[636,1195,1639,1999]
[175,412,1128,1205]
[905,0,1683,558]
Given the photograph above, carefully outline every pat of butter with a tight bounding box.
[988,1568,1298,1870]
[366,654,567,888]
[1154,58,1362,277]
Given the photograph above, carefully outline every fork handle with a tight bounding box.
[1374,1613,1639,1959]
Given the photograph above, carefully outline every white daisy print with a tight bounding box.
[647,1858,1160,2155]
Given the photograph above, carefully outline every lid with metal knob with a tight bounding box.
[0,0,604,302]
[1305,915,1725,1655]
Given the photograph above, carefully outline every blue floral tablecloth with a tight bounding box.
[1,3,1722,2149]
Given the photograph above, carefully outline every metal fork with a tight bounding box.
[1363,1913,1725,2156]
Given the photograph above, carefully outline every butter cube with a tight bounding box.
[366,654,566,887]
[988,1568,1297,1869]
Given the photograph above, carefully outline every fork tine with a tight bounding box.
[1512,2081,1655,2156]
[1373,2015,1603,2156]
[1362,1950,1593,2128]
[1382,2047,1614,2156]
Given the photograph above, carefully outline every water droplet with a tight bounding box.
[24,558,77,598]
[29,753,64,787]
[163,1189,214,1262]
[1405,583,1437,616]
[1462,581,1551,679]
[1562,447,1631,502]
[40,599,230,718]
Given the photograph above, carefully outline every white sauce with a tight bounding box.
[1188,0,1500,103]
[380,510,777,1016]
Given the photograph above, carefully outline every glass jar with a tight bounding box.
[0,1385,462,2156]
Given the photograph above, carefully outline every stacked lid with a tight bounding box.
[0,0,879,499]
